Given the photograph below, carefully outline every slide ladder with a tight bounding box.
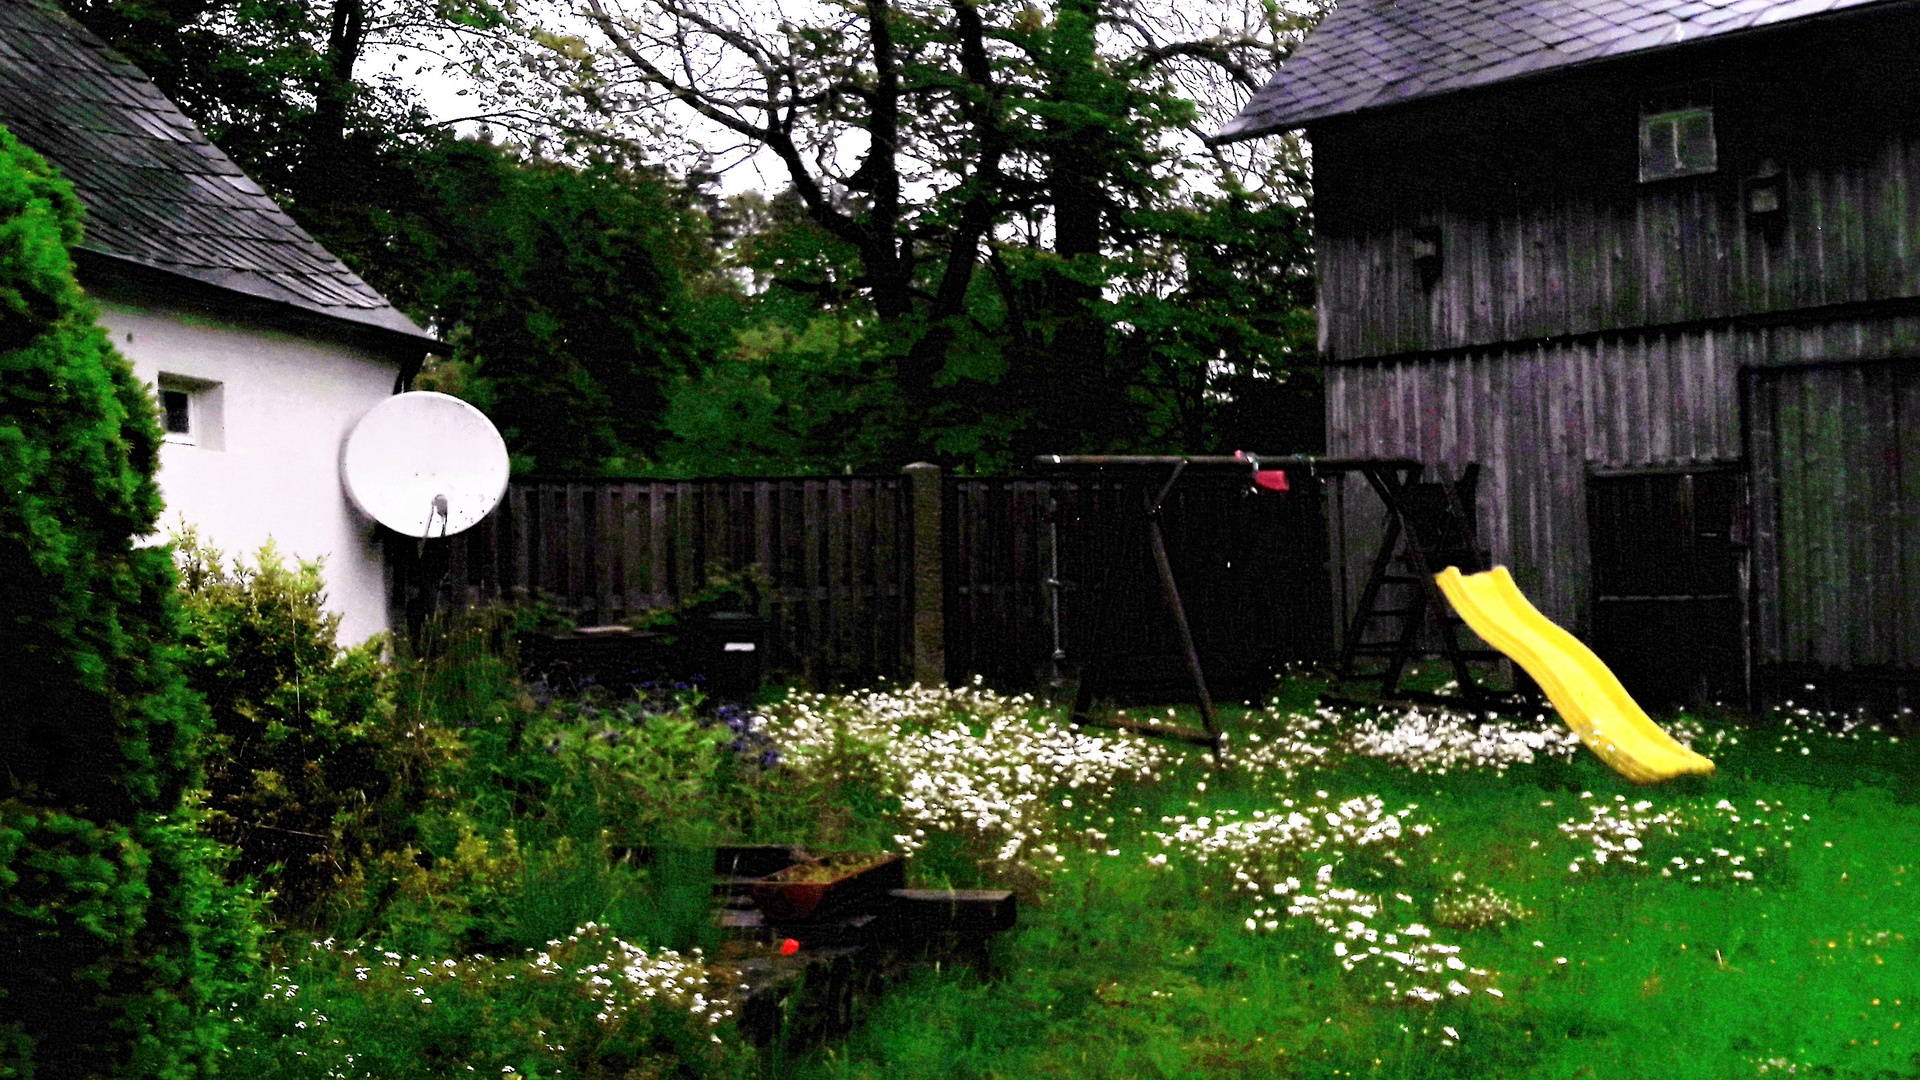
[1433,566,1715,784]
[1336,463,1512,708]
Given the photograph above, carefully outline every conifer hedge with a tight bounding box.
[0,126,257,1078]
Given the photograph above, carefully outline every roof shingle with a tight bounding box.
[0,0,433,342]
[1215,0,1901,143]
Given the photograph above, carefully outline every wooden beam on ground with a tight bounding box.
[1071,712,1223,747]
[888,889,1017,935]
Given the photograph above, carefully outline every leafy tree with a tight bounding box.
[0,126,257,1080]
[512,0,1326,468]
[407,139,708,473]
[656,190,905,473]
[660,309,898,474]
[60,0,513,205]
[1107,176,1321,453]
[65,0,706,476]
[68,0,1329,475]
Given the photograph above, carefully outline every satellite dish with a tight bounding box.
[342,391,509,538]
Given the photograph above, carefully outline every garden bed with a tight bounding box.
[225,668,1920,1079]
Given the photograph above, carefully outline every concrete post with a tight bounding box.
[902,462,945,687]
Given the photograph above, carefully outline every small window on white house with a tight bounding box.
[156,374,225,450]
[1640,106,1717,182]
[161,388,192,436]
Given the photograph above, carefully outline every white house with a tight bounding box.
[0,0,439,643]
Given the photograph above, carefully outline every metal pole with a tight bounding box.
[1046,495,1065,702]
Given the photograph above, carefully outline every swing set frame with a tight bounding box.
[1034,453,1428,761]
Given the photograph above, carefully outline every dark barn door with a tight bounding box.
[1586,466,1749,709]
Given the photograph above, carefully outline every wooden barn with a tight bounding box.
[1216,0,1920,710]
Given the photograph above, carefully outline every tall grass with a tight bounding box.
[221,611,1920,1079]
[794,691,1920,1080]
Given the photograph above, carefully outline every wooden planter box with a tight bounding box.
[751,853,905,923]
[611,844,807,903]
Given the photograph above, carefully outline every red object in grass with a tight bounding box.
[779,938,800,956]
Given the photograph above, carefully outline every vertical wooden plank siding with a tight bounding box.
[508,484,531,601]
[1748,363,1920,670]
[560,484,583,605]
[594,485,618,619]
[681,483,700,596]
[1748,375,1783,665]
[798,480,821,682]
[851,479,877,678]
[940,474,1334,690]
[1330,323,1920,672]
[1320,129,1920,363]
[618,484,643,611]
[541,483,562,601]
[424,466,1438,689]
[645,483,667,608]
[1325,327,1747,637]
[774,480,801,674]
[824,478,841,679]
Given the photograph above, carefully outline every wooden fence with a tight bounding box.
[944,473,1336,695]
[417,476,912,686]
[413,467,1339,690]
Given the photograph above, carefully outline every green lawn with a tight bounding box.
[789,682,1920,1080]
[229,670,1920,1080]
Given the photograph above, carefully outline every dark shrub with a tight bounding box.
[0,124,258,1078]
[174,533,455,917]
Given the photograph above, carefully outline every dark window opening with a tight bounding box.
[1639,107,1716,182]
[162,389,191,435]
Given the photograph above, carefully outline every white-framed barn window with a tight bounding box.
[1639,106,1717,182]
[156,374,225,450]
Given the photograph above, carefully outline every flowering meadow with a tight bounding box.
[770,684,1920,1080]
[220,618,1920,1079]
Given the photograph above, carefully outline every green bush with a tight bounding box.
[173,533,456,917]
[531,703,741,848]
[231,925,745,1080]
[320,810,530,956]
[301,608,631,955]
[0,125,258,1077]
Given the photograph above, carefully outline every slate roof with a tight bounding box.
[0,0,433,342]
[1215,0,1905,143]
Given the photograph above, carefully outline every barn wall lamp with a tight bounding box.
[1745,159,1783,217]
[1411,224,1443,289]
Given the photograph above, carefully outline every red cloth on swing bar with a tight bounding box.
[1233,450,1290,492]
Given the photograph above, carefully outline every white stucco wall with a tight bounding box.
[94,300,401,646]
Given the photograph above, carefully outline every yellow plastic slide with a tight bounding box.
[1432,566,1714,784]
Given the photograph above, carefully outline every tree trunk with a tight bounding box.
[315,0,367,149]
[1041,0,1115,447]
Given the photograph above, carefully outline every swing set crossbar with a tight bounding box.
[1037,454,1420,474]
